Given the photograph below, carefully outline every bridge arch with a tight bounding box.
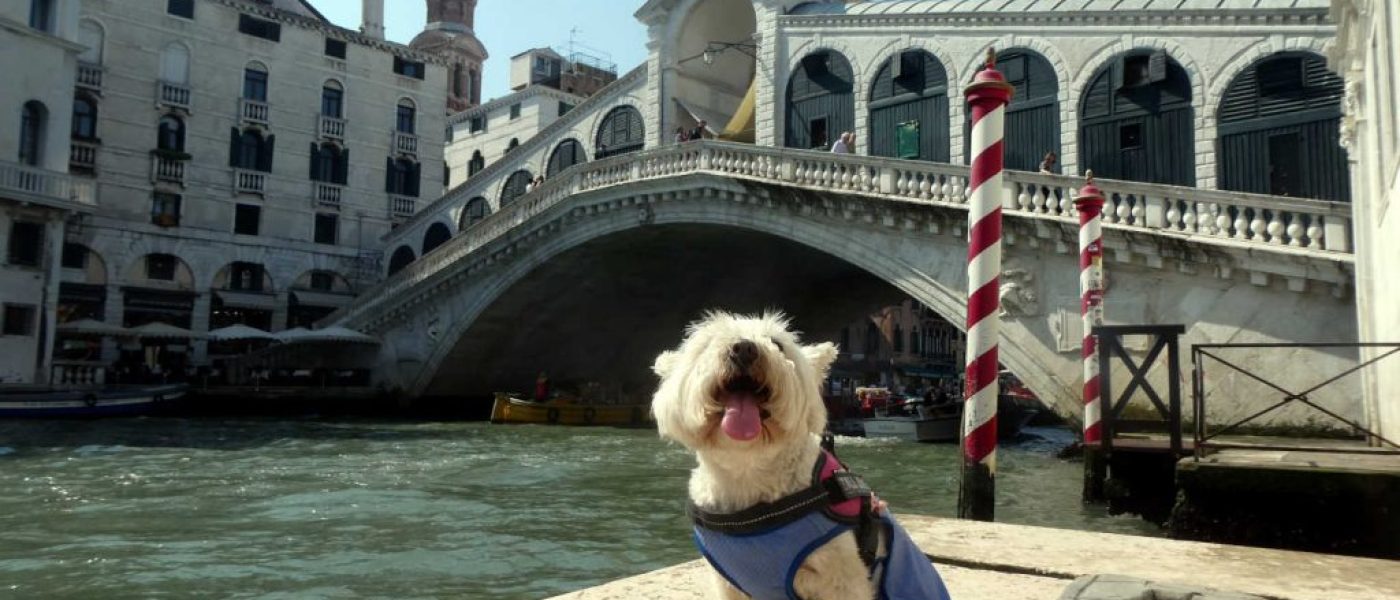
[422,222,452,255]
[595,105,645,159]
[457,196,491,231]
[867,48,949,162]
[1216,51,1349,202]
[387,246,416,276]
[499,169,533,208]
[1078,48,1195,186]
[547,138,586,177]
[785,49,855,150]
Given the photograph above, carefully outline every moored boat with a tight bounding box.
[490,393,650,427]
[0,384,188,418]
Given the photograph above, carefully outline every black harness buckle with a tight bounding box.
[824,471,872,503]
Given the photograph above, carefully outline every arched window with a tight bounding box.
[160,42,190,85]
[422,222,451,254]
[468,150,485,176]
[459,196,490,230]
[547,139,586,177]
[785,50,854,150]
[387,246,416,276]
[864,321,880,357]
[506,138,519,154]
[452,64,466,98]
[499,170,533,207]
[19,101,46,166]
[893,324,904,353]
[158,114,185,152]
[72,95,98,140]
[310,142,346,184]
[869,50,948,161]
[1217,52,1349,201]
[965,49,1060,171]
[1079,49,1194,186]
[237,129,263,169]
[321,81,344,118]
[396,99,416,134]
[595,105,645,159]
[78,20,104,65]
[386,158,420,196]
[911,327,920,355]
[243,62,269,102]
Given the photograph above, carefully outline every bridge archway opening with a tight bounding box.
[1079,49,1194,185]
[458,196,490,231]
[869,49,950,162]
[387,246,416,276]
[1217,51,1349,202]
[422,222,452,255]
[785,50,855,150]
[500,169,533,207]
[547,139,586,178]
[673,0,757,141]
[595,106,645,159]
[419,224,1029,416]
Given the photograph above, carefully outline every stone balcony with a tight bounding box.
[233,169,266,196]
[318,114,346,141]
[69,140,98,172]
[392,131,418,156]
[389,195,416,221]
[0,159,96,211]
[76,62,102,92]
[240,98,270,127]
[314,182,343,210]
[151,155,186,186]
[157,80,191,112]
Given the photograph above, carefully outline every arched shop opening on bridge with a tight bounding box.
[965,49,1060,172]
[595,105,645,159]
[459,196,490,230]
[1216,51,1349,202]
[1079,49,1194,186]
[670,0,757,141]
[422,222,452,254]
[869,49,950,162]
[387,245,416,276]
[547,139,586,178]
[785,50,854,150]
[499,169,533,206]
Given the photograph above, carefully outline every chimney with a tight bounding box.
[361,0,385,40]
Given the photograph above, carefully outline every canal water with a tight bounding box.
[0,419,1158,598]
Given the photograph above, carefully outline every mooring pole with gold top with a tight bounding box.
[959,48,1014,522]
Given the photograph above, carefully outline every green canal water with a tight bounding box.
[0,419,1158,598]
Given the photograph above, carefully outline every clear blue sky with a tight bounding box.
[315,1,649,104]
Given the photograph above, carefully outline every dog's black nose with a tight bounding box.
[729,340,759,370]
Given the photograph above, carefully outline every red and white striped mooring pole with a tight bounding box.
[959,49,1013,522]
[1075,172,1108,500]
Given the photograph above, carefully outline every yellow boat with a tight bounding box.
[489,393,651,427]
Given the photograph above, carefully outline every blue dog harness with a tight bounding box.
[688,450,952,600]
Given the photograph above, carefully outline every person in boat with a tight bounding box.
[534,372,550,403]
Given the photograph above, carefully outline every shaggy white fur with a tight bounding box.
[651,311,878,600]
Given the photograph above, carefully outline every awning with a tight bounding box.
[208,324,277,342]
[130,321,205,340]
[216,290,278,311]
[900,365,956,379]
[291,290,355,309]
[276,326,378,345]
[57,318,132,337]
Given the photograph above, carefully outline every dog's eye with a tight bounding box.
[769,337,787,352]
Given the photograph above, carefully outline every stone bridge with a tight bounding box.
[328,141,1359,429]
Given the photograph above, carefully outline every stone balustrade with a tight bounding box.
[76,62,103,91]
[69,141,98,171]
[158,81,191,112]
[51,362,105,386]
[389,195,417,220]
[233,169,266,195]
[240,98,269,127]
[152,155,185,185]
[337,141,1356,325]
[319,115,346,141]
[0,159,96,208]
[393,131,418,156]
[315,182,343,209]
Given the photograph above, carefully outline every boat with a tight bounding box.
[489,392,651,427]
[0,384,188,418]
[851,387,1040,443]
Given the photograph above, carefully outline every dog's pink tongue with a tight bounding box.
[721,392,762,441]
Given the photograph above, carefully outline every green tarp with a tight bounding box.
[896,120,920,159]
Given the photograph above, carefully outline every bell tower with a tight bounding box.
[411,0,488,113]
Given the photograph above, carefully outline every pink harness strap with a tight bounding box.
[819,449,863,518]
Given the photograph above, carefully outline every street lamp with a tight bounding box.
[691,41,758,66]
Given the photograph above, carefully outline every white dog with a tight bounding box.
[652,312,951,600]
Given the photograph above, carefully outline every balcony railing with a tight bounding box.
[69,140,98,171]
[76,62,103,91]
[314,182,343,209]
[157,81,191,111]
[389,195,416,219]
[240,98,270,127]
[393,131,418,156]
[151,155,186,185]
[233,169,266,195]
[319,115,346,141]
[0,159,96,208]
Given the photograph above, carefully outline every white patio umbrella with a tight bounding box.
[275,326,378,345]
[207,324,278,342]
[130,321,206,341]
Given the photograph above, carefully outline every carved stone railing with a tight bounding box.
[315,182,344,209]
[240,98,270,127]
[157,81,191,111]
[76,62,103,91]
[393,131,418,156]
[69,140,98,171]
[152,155,185,185]
[233,169,266,195]
[0,159,96,208]
[319,115,346,141]
[51,361,105,386]
[389,195,416,220]
[331,141,1355,326]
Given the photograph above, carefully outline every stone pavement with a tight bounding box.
[546,515,1400,600]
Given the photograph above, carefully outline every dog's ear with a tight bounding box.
[652,350,679,378]
[802,342,838,377]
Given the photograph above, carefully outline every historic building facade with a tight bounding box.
[407,0,487,113]
[52,0,448,372]
[0,0,94,383]
[1331,0,1400,442]
[831,299,965,394]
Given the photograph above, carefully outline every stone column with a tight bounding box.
[190,292,211,365]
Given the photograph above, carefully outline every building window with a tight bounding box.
[2,305,36,337]
[808,117,829,150]
[229,262,263,291]
[230,128,274,172]
[238,15,281,42]
[61,243,87,270]
[509,103,521,119]
[72,95,98,140]
[151,193,181,227]
[158,114,185,152]
[1257,57,1304,96]
[385,158,420,197]
[324,38,347,60]
[19,101,46,166]
[506,138,519,153]
[396,103,416,134]
[469,115,486,133]
[865,322,880,356]
[321,85,344,118]
[167,0,194,18]
[393,56,425,80]
[309,142,347,184]
[468,151,484,176]
[314,213,338,245]
[558,102,573,117]
[309,271,335,291]
[29,0,53,31]
[146,254,177,281]
[6,221,43,267]
[234,203,261,235]
[1119,123,1143,151]
[243,67,268,102]
[893,324,904,353]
